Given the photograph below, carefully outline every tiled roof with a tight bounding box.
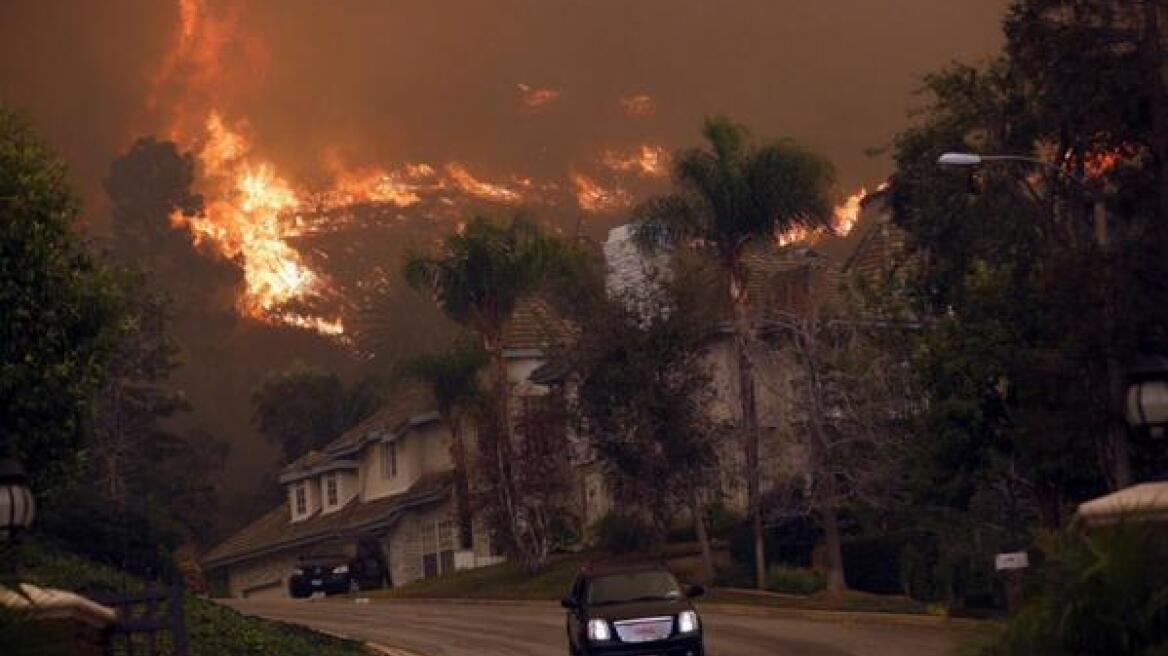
[202,471,453,569]
[319,383,438,458]
[501,296,575,351]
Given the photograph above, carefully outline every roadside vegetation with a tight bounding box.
[4,542,368,656]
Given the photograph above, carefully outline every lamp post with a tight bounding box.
[937,152,1132,488]
[0,459,35,542]
[1126,356,1168,439]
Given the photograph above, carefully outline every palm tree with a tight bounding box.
[398,340,486,550]
[634,117,836,589]
[403,214,569,570]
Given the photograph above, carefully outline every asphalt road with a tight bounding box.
[225,598,970,656]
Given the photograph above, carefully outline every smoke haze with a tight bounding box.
[0,0,1010,534]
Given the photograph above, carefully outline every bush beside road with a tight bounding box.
[7,544,370,656]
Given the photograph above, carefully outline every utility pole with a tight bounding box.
[1096,198,1133,488]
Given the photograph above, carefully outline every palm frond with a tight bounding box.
[630,194,700,254]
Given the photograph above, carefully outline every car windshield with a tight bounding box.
[587,571,683,605]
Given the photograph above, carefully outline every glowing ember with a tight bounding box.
[517,83,560,109]
[573,172,632,212]
[601,145,669,177]
[280,313,345,336]
[619,93,655,117]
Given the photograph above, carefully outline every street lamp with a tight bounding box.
[1126,356,1168,439]
[937,152,1109,246]
[0,459,35,541]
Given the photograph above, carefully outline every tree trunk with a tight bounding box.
[448,412,474,550]
[822,506,847,594]
[690,489,716,584]
[484,333,530,567]
[731,275,765,590]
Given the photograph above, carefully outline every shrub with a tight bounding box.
[765,566,825,595]
[976,524,1168,656]
[841,534,907,595]
[704,502,742,540]
[728,516,818,569]
[712,562,753,588]
[593,513,654,553]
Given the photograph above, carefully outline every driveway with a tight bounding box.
[225,598,973,656]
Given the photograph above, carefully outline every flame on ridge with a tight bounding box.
[777,182,888,246]
[572,173,632,213]
[602,145,669,177]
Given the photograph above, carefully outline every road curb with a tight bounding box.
[354,596,984,630]
[315,626,429,656]
[694,603,986,629]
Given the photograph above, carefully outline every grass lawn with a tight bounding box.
[6,544,369,656]
[366,545,930,617]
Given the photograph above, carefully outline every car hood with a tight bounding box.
[586,598,692,622]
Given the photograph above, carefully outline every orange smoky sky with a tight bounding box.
[1,0,1009,213]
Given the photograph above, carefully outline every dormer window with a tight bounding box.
[325,474,338,506]
[294,483,307,515]
[382,441,398,479]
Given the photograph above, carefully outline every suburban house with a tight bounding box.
[593,189,908,515]
[203,298,573,598]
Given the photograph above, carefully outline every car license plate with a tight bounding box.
[311,579,323,586]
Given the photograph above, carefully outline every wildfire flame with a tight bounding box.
[171,113,338,327]
[777,183,887,246]
[517,83,560,109]
[572,173,632,212]
[601,145,669,177]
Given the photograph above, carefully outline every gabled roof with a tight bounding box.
[502,296,575,352]
[279,383,440,484]
[202,471,453,569]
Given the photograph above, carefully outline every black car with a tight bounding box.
[562,564,705,656]
[288,552,386,598]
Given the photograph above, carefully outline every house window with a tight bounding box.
[421,519,457,578]
[383,441,398,479]
[294,483,307,516]
[325,474,338,506]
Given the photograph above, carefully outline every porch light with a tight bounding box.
[0,459,35,541]
[1126,356,1168,439]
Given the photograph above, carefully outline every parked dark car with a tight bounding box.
[562,564,705,656]
[288,552,386,598]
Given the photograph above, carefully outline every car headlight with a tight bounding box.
[292,568,304,576]
[332,565,349,575]
[677,610,699,634]
[586,619,611,641]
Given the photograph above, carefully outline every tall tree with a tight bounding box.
[573,280,723,581]
[403,214,574,571]
[633,117,836,588]
[251,362,382,462]
[0,106,120,494]
[88,267,189,508]
[397,340,486,550]
[763,299,916,593]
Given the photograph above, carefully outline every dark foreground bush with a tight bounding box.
[976,524,1168,656]
[593,513,655,553]
[765,566,826,595]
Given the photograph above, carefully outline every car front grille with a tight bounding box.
[613,616,674,643]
